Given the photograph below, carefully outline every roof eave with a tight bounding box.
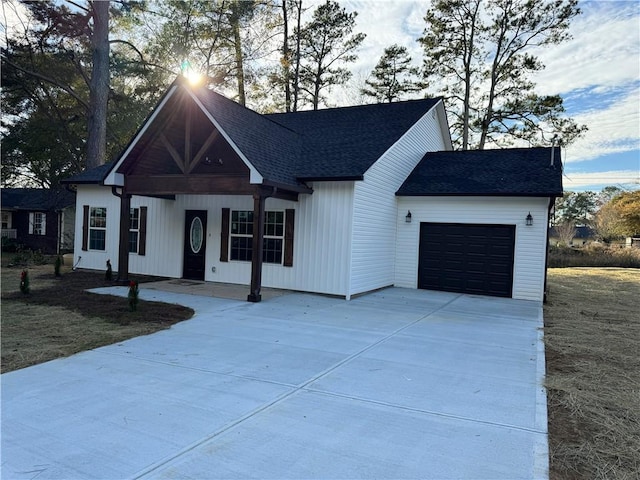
[396,191,563,197]
[297,175,364,182]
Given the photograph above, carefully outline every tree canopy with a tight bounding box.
[1,0,593,189]
[419,0,587,150]
[361,44,420,103]
[295,0,365,110]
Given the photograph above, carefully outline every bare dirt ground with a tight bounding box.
[1,262,193,373]
[544,268,640,480]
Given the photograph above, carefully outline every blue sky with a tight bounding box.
[334,0,640,192]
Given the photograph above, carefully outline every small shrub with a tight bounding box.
[128,280,139,312]
[1,237,20,253]
[54,256,62,277]
[10,248,48,266]
[30,249,47,265]
[19,270,30,294]
[105,259,112,281]
[11,248,32,266]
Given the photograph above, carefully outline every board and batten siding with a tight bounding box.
[349,102,449,298]
[74,181,353,296]
[72,185,121,272]
[395,196,551,302]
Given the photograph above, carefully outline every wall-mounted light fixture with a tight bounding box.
[526,212,533,226]
[405,211,412,223]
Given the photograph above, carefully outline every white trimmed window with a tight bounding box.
[129,208,139,253]
[89,207,107,250]
[28,212,46,235]
[230,210,284,264]
[2,211,12,229]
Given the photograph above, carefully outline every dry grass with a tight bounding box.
[1,261,194,373]
[548,244,640,268]
[545,268,640,480]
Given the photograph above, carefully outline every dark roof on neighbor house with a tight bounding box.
[62,78,442,188]
[549,225,595,238]
[61,162,115,185]
[396,147,563,197]
[1,188,75,211]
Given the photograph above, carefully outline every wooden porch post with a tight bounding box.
[248,191,266,302]
[116,193,131,283]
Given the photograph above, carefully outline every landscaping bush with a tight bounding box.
[548,243,640,268]
[1,237,21,253]
[10,248,48,266]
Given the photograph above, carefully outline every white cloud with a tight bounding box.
[0,0,31,47]
[533,2,640,97]
[562,170,640,190]
[562,85,640,162]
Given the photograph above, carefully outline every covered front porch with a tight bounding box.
[104,79,311,302]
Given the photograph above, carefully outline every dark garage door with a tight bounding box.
[418,223,515,298]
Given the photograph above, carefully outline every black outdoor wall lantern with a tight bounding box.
[526,212,533,226]
[405,211,412,223]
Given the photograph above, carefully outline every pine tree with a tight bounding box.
[361,44,420,103]
[296,1,365,110]
[419,0,586,149]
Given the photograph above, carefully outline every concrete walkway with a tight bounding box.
[1,287,548,479]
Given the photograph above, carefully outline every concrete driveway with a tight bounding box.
[1,287,548,479]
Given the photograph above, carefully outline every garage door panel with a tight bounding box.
[418,222,515,298]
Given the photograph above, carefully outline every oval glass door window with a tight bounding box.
[190,217,203,253]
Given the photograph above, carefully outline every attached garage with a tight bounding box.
[394,147,564,303]
[418,223,515,297]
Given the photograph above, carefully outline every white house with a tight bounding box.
[62,77,562,302]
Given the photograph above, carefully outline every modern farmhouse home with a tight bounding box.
[62,77,562,302]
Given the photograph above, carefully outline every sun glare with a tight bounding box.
[180,60,203,86]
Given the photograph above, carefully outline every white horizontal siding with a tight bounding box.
[395,196,550,302]
[350,102,448,297]
[74,182,353,296]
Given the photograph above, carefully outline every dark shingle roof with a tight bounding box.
[397,147,563,197]
[60,162,115,185]
[266,99,441,180]
[191,86,302,187]
[1,188,75,211]
[62,78,442,188]
[549,225,595,238]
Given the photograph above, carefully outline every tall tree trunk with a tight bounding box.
[86,0,109,169]
[231,8,246,106]
[461,1,480,151]
[282,0,291,112]
[292,0,302,112]
[478,5,508,150]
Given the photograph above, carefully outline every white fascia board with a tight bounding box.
[103,86,179,186]
[361,101,447,177]
[435,100,454,151]
[186,89,264,185]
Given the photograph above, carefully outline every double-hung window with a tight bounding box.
[129,208,140,253]
[230,210,285,264]
[29,212,46,235]
[89,207,107,250]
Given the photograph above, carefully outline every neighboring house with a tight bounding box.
[549,225,596,246]
[1,188,76,254]
[61,77,562,302]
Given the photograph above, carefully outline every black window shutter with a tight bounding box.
[82,205,89,251]
[284,209,295,267]
[138,207,147,256]
[220,208,230,262]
